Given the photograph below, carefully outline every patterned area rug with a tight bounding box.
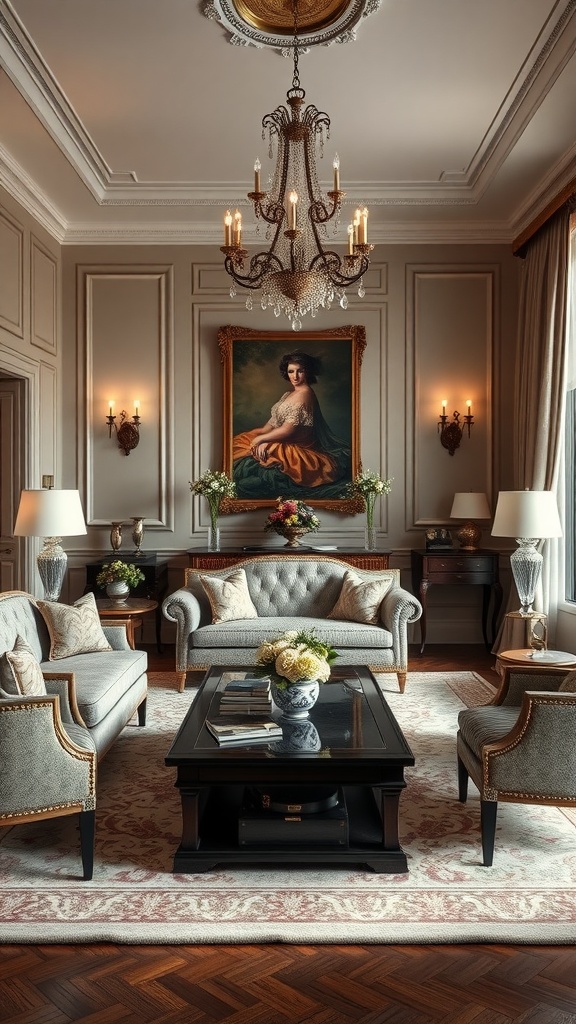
[2,671,576,944]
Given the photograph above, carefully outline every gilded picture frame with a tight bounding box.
[218,324,366,513]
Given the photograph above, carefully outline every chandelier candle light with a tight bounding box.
[220,0,373,331]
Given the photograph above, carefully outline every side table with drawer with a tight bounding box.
[410,549,502,653]
[84,552,169,651]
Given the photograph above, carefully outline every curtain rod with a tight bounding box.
[512,175,576,257]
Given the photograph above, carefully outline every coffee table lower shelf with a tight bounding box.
[172,784,408,874]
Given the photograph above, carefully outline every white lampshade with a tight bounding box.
[450,492,491,520]
[491,490,562,539]
[14,489,87,601]
[14,489,87,538]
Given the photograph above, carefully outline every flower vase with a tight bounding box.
[270,679,319,720]
[208,523,220,551]
[275,526,310,548]
[106,580,130,605]
[131,517,144,555]
[364,526,377,551]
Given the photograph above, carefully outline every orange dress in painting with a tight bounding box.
[233,390,339,489]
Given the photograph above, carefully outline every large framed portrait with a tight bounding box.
[219,324,366,513]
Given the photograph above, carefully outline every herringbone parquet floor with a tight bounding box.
[2,645,575,1024]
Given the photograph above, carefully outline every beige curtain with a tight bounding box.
[493,204,572,651]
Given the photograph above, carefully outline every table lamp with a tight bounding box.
[449,492,491,550]
[14,488,87,600]
[491,489,562,615]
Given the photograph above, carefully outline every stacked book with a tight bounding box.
[218,677,272,716]
[206,677,279,745]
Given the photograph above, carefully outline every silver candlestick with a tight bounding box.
[131,517,145,556]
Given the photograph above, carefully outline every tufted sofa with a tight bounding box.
[162,555,422,693]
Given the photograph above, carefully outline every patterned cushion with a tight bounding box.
[0,635,47,696]
[327,569,394,625]
[38,592,112,660]
[199,568,258,624]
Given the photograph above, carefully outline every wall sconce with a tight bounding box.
[437,399,474,456]
[106,400,141,456]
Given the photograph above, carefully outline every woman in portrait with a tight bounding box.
[232,351,351,500]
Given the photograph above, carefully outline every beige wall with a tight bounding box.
[58,240,519,643]
[0,180,521,640]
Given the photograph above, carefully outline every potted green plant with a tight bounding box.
[96,560,145,604]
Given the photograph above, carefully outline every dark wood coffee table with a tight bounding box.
[165,666,415,874]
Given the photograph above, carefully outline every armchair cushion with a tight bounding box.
[38,592,112,660]
[0,635,46,696]
[327,569,395,625]
[199,567,258,624]
[457,706,519,756]
[558,670,576,691]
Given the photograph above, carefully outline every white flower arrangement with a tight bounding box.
[346,470,393,527]
[256,629,338,689]
[189,470,236,527]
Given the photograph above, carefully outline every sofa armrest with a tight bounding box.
[101,623,132,650]
[0,695,96,820]
[380,586,423,666]
[43,672,86,727]
[162,589,202,673]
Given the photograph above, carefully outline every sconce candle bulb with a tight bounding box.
[438,397,475,456]
[106,401,142,456]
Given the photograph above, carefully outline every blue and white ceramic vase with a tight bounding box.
[271,679,320,720]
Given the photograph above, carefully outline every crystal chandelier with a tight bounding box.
[220,1,373,331]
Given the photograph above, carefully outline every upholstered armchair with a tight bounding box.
[0,674,97,880]
[457,665,576,866]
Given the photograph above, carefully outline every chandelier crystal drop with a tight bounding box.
[220,0,373,330]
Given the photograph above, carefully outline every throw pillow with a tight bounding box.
[199,568,258,624]
[327,569,394,625]
[38,591,112,660]
[0,635,47,696]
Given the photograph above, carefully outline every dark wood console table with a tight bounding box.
[410,549,502,654]
[85,552,169,652]
[187,548,390,572]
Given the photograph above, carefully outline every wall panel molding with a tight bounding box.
[77,265,174,532]
[0,209,24,338]
[405,264,496,532]
[30,235,57,353]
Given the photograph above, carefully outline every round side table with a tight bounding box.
[96,598,158,650]
[496,648,576,676]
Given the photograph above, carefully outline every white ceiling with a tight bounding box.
[0,0,575,245]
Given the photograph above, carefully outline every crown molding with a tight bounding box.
[0,142,66,241]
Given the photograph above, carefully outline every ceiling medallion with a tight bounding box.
[203,0,382,50]
[220,0,373,330]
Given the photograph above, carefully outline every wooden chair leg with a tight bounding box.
[457,754,469,802]
[397,671,406,694]
[79,808,95,881]
[176,671,187,692]
[480,799,498,867]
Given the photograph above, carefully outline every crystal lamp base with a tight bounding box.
[37,537,67,601]
[510,538,543,616]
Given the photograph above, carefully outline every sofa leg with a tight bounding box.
[397,671,406,694]
[79,808,95,881]
[137,697,147,726]
[176,671,187,693]
[480,799,497,867]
